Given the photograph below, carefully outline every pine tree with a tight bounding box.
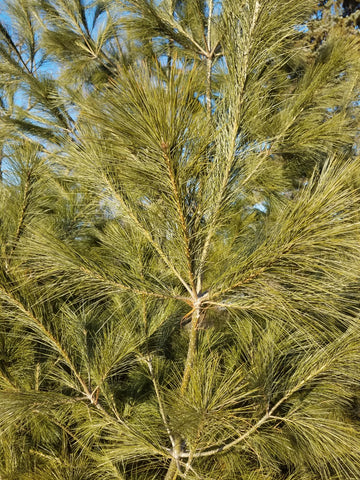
[1,1,360,479]
[304,0,360,54]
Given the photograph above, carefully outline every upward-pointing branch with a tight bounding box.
[206,0,214,118]
[161,142,196,293]
[196,0,261,292]
[101,173,194,296]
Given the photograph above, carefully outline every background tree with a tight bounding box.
[303,0,360,53]
[1,1,360,479]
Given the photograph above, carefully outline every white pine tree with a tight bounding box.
[0,1,360,479]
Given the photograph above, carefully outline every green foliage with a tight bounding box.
[0,0,360,479]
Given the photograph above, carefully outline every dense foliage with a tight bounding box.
[0,1,360,479]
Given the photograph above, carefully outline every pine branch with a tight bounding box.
[0,370,18,391]
[0,286,93,398]
[0,21,32,75]
[179,362,330,459]
[196,1,261,292]
[205,0,214,118]
[145,356,177,451]
[161,142,196,293]
[7,165,32,261]
[79,263,188,302]
[100,172,194,296]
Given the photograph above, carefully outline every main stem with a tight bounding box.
[206,56,212,119]
[180,307,200,395]
[0,145,3,182]
[165,297,202,480]
[205,0,214,119]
